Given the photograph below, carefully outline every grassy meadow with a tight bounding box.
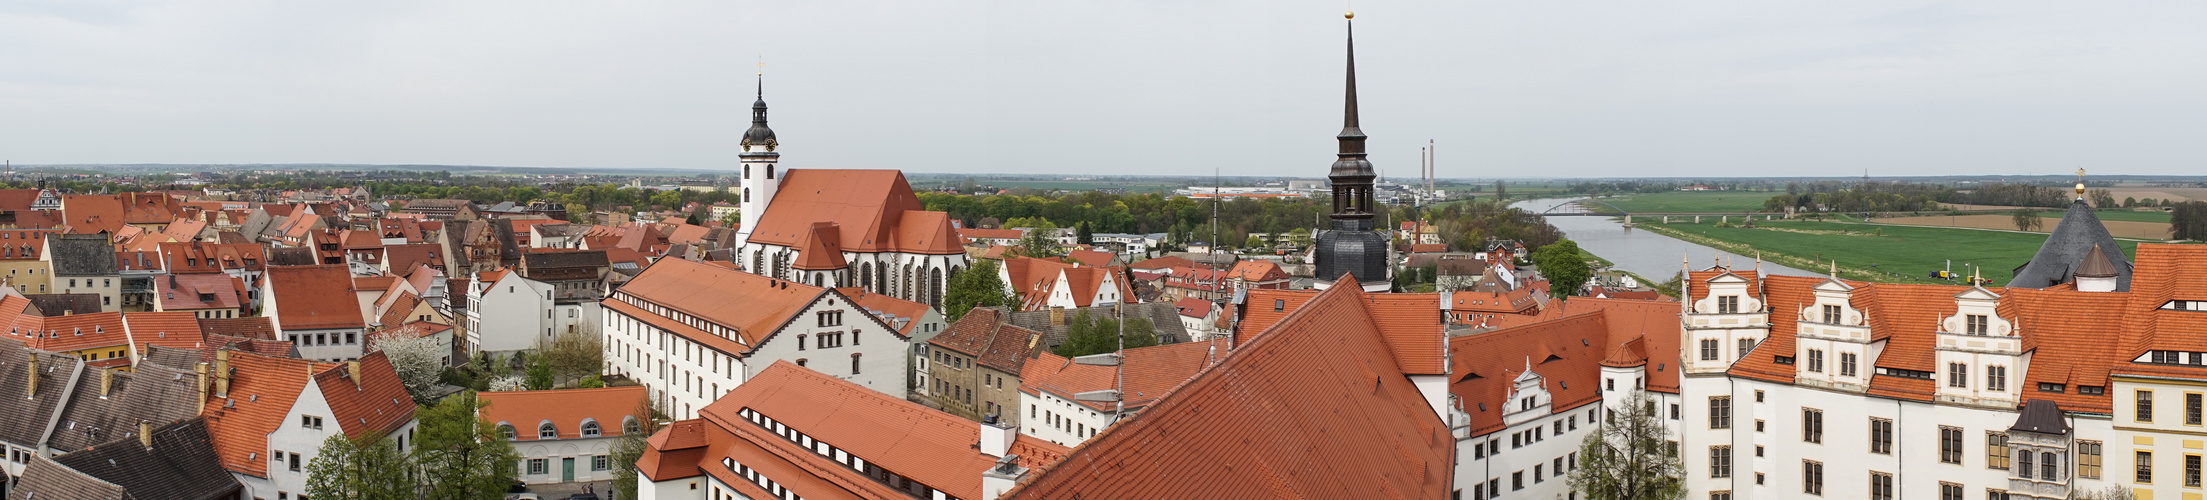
[1634,216,2141,286]
[1595,191,1774,213]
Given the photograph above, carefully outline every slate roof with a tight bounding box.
[2011,199,2132,291]
[48,233,119,276]
[2009,399,2070,435]
[264,247,317,266]
[20,418,241,500]
[1002,281,1454,499]
[45,361,205,453]
[24,293,103,317]
[0,339,81,450]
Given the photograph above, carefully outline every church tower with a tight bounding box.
[736,75,780,247]
[1313,13,1392,292]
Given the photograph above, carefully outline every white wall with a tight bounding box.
[467,273,555,354]
[1021,390,1113,448]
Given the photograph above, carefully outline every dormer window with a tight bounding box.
[1718,296,1740,314]
[1966,314,1989,335]
[539,422,558,439]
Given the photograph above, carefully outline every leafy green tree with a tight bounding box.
[524,352,555,391]
[1284,228,1312,249]
[942,261,1013,322]
[1012,228,1064,258]
[1568,390,1684,500]
[1076,222,1094,245]
[1243,234,1266,249]
[1054,311,1158,357]
[539,330,604,388]
[2089,189,2118,209]
[1531,239,1592,300]
[305,434,416,500]
[2012,208,2044,232]
[415,391,520,500]
[721,210,741,228]
[610,397,664,500]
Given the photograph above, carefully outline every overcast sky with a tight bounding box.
[4,1,2205,178]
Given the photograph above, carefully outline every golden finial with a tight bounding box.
[1345,11,1355,19]
[2075,167,2087,196]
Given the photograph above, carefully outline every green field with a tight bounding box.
[1635,217,2141,286]
[1595,191,1773,214]
[2037,209,2172,223]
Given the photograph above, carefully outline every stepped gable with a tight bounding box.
[746,169,963,255]
[1003,279,1453,499]
[2011,199,2132,291]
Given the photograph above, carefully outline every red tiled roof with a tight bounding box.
[1236,288,1448,375]
[1004,282,1453,499]
[746,170,963,255]
[690,361,1008,499]
[265,265,365,330]
[199,316,278,340]
[1128,256,1194,270]
[315,351,418,440]
[1065,248,1115,268]
[62,195,126,234]
[203,351,329,477]
[836,287,930,336]
[1172,297,1213,319]
[480,386,649,441]
[1226,259,1290,282]
[928,309,1044,374]
[611,258,895,355]
[1021,340,1215,412]
[0,229,55,260]
[791,222,848,270]
[157,273,245,311]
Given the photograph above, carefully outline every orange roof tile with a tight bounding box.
[202,351,328,477]
[480,386,650,441]
[745,170,963,255]
[835,287,930,336]
[315,351,419,440]
[1021,340,1216,412]
[1004,281,1453,499]
[265,265,365,330]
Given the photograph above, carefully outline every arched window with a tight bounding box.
[928,267,945,307]
[498,424,517,440]
[767,166,775,179]
[744,165,751,179]
[539,422,558,439]
[622,416,641,436]
[581,420,602,437]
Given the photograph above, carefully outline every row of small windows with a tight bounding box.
[2134,389,2207,425]
[736,407,956,500]
[1709,399,2105,479]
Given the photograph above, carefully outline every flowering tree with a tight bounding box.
[372,330,446,404]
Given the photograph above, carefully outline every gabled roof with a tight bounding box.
[836,287,930,337]
[45,361,205,453]
[158,273,244,311]
[15,418,242,500]
[61,195,126,234]
[1226,259,1290,282]
[313,351,418,441]
[49,233,119,276]
[265,265,365,330]
[2012,199,2132,291]
[693,361,1010,499]
[791,222,848,270]
[928,308,1044,374]
[1127,255,1195,271]
[198,316,278,340]
[1003,280,1454,499]
[747,170,964,255]
[1021,340,1215,412]
[1235,288,1448,375]
[198,351,328,477]
[611,258,855,354]
[480,386,649,441]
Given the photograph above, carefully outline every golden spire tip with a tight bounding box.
[1345,11,1354,19]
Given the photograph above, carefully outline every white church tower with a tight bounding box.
[736,75,780,248]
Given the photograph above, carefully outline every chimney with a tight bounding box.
[980,454,1029,500]
[347,360,361,387]
[138,421,153,449]
[979,420,1016,457]
[213,350,231,399]
[194,363,209,414]
[100,368,114,398]
[25,352,39,397]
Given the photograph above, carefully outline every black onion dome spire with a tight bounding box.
[742,75,778,151]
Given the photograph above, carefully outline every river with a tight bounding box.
[1513,198,1820,280]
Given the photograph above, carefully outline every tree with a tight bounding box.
[538,330,604,388]
[1494,180,1508,201]
[2174,201,2207,241]
[1243,234,1266,249]
[1284,228,1312,249]
[371,330,447,404]
[2125,196,2140,208]
[304,434,416,500]
[523,352,555,391]
[2012,208,2044,232]
[414,391,520,500]
[1531,239,1592,300]
[2074,485,2137,500]
[1012,227,1064,258]
[2089,189,2117,209]
[1054,310,1159,357]
[610,396,665,500]
[1076,222,1094,245]
[685,209,705,226]
[720,209,741,228]
[1652,271,1684,300]
[1568,390,1685,500]
[942,261,1013,322]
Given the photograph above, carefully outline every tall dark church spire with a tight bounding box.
[1328,17,1376,224]
[1313,12,1390,291]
